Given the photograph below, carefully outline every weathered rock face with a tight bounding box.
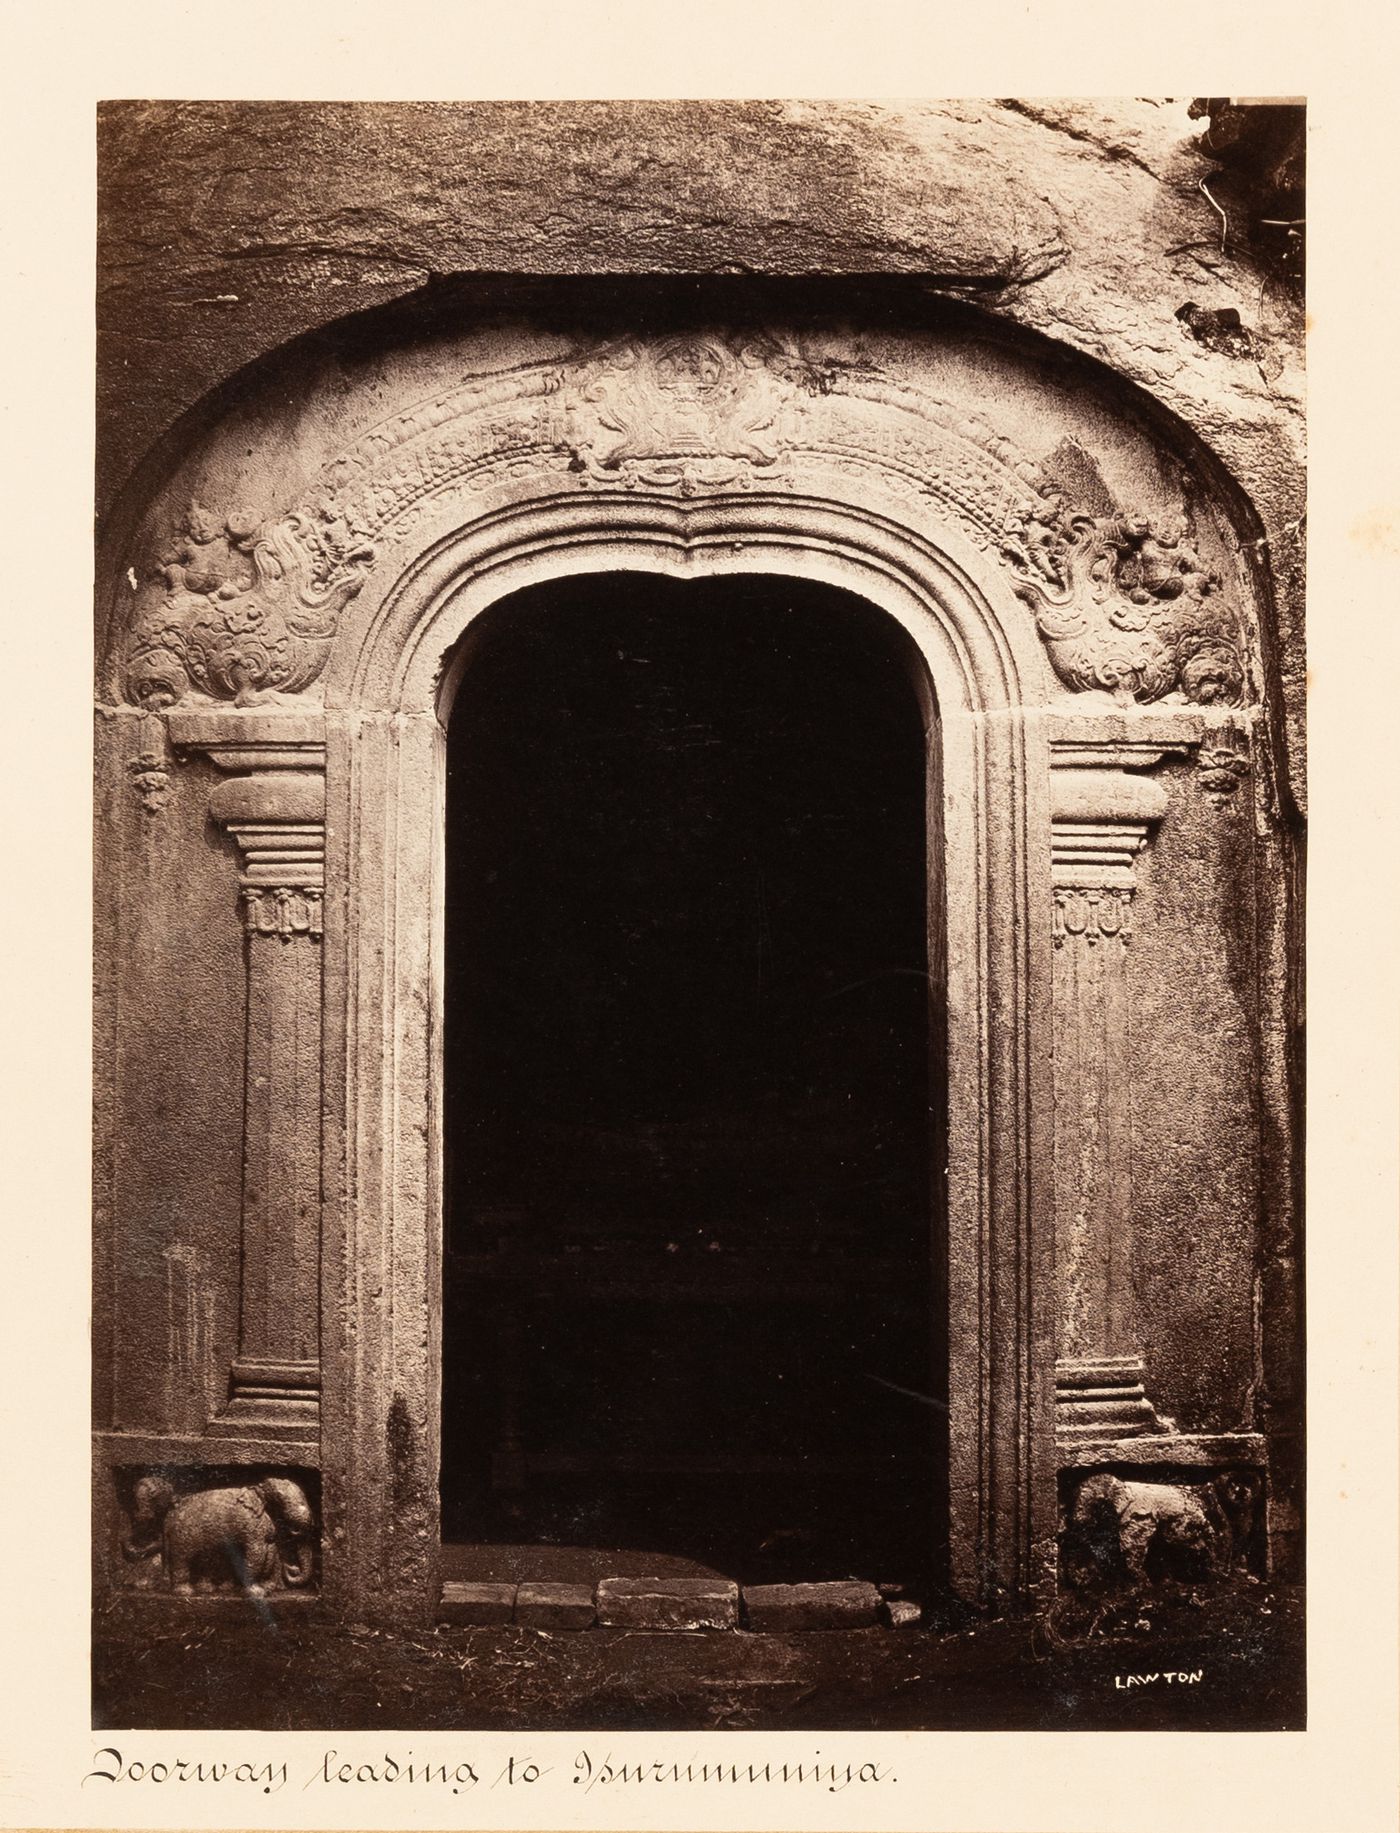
[97,100,1304,800]
[93,101,1303,1641]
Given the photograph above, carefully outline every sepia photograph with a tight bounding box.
[86,95,1311,1738]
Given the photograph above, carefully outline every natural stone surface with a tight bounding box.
[438,1581,517,1627]
[97,97,1059,513]
[1129,757,1267,1435]
[743,1581,883,1632]
[595,1576,740,1631]
[514,1582,596,1630]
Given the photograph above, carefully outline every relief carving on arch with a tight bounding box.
[119,331,1251,712]
[125,502,375,710]
[564,334,793,489]
[1008,513,1245,707]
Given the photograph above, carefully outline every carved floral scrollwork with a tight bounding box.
[124,501,375,710]
[117,330,1256,712]
[1052,887,1134,948]
[1009,512,1246,707]
[128,751,171,812]
[1196,722,1252,802]
[241,886,324,941]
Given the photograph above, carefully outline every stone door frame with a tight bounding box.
[315,490,1057,1623]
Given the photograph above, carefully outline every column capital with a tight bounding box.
[174,713,327,910]
[1050,767,1167,950]
[209,773,325,931]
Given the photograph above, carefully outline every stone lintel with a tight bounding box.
[885,1598,923,1628]
[1047,707,1258,797]
[439,1581,518,1626]
[515,1582,596,1629]
[1046,705,1208,764]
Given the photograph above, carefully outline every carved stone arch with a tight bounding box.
[319,488,1056,1621]
[106,322,1261,723]
[335,490,1048,716]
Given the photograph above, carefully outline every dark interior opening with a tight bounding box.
[441,570,945,1591]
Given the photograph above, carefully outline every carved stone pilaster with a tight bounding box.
[1050,760,1168,1442]
[170,714,326,1442]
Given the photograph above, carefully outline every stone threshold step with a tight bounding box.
[439,1576,921,1632]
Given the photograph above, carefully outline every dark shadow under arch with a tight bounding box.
[439,569,947,1589]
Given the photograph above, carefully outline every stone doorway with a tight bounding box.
[439,570,944,1596]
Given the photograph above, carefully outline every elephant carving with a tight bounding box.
[124,1474,316,1596]
[1064,1470,1260,1596]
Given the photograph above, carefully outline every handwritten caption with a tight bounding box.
[85,1746,896,1799]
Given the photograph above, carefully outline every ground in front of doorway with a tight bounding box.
[93,1582,1302,1731]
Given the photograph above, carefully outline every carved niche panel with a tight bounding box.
[120,331,1252,712]
[119,1469,318,1597]
[1059,1468,1264,1599]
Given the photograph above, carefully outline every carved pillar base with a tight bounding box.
[207,1359,322,1439]
[1055,1355,1163,1441]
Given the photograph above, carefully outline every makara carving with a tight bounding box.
[119,332,1251,711]
[122,1473,316,1596]
[125,502,375,711]
[1010,514,1245,708]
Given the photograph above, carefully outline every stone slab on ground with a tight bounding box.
[439,1582,517,1627]
[884,1598,924,1629]
[743,1580,882,1632]
[595,1576,740,1631]
[94,1583,1305,1732]
[515,1582,596,1629]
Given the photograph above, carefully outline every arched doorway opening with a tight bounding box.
[439,569,946,1591]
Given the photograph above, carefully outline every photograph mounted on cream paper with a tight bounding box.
[92,96,1305,1731]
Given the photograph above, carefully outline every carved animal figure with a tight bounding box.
[1069,1471,1258,1593]
[124,1475,315,1597]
